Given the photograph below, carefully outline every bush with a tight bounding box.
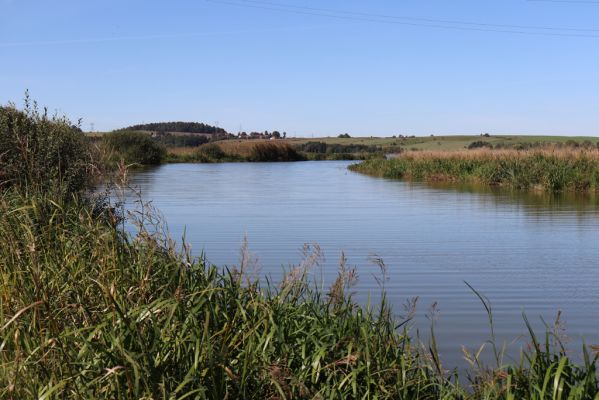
[468,141,493,149]
[250,142,305,162]
[337,133,351,138]
[0,98,94,195]
[194,143,226,161]
[156,133,209,147]
[103,131,166,165]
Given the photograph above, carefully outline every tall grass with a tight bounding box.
[0,188,457,399]
[2,186,599,399]
[166,141,306,163]
[350,149,599,192]
[2,100,599,398]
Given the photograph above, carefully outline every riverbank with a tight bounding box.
[165,140,387,163]
[350,148,599,192]
[3,103,599,398]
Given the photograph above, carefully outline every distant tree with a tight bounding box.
[338,133,351,138]
[283,132,287,139]
[121,121,227,135]
[272,131,281,139]
[581,140,594,149]
[103,131,166,165]
[468,141,493,150]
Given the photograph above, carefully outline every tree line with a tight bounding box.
[122,121,227,134]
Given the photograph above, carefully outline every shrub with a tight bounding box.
[194,143,226,161]
[250,142,305,162]
[156,133,209,147]
[468,140,493,149]
[0,98,95,195]
[103,131,166,165]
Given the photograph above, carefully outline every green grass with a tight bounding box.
[290,135,599,152]
[350,149,599,192]
[4,101,599,398]
[3,188,599,399]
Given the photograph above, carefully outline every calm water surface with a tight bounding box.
[125,161,599,367]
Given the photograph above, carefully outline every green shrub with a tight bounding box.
[103,130,166,165]
[195,143,226,161]
[0,98,94,195]
[468,140,493,149]
[250,142,305,162]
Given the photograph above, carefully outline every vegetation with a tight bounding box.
[166,141,305,163]
[3,100,599,398]
[468,140,494,149]
[102,130,166,165]
[155,133,210,147]
[0,98,95,197]
[288,135,599,153]
[350,149,599,192]
[296,141,401,160]
[122,121,226,135]
[249,142,305,162]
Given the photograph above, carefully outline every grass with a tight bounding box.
[166,140,305,163]
[4,101,599,398]
[3,186,599,399]
[350,148,599,192]
[0,188,451,398]
[163,135,599,163]
[289,135,599,152]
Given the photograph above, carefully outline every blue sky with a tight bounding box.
[1,0,598,136]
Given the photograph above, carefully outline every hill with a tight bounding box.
[122,121,227,135]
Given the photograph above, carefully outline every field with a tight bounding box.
[288,135,599,151]
[88,131,599,163]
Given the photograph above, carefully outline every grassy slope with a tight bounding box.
[289,135,599,151]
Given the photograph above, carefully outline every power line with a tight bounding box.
[528,0,599,4]
[206,0,599,38]
[237,0,599,32]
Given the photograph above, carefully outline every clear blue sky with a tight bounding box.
[1,0,598,136]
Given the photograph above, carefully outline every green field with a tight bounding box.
[289,135,599,151]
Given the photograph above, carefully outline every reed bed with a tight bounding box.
[3,101,599,398]
[3,187,599,399]
[166,141,305,163]
[350,148,599,192]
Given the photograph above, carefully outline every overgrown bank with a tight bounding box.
[2,102,599,398]
[350,149,599,192]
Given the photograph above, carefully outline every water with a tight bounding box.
[123,161,599,368]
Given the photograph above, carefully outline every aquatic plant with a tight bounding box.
[350,149,599,192]
[249,142,305,162]
[2,100,599,398]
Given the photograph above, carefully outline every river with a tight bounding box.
[122,161,599,368]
